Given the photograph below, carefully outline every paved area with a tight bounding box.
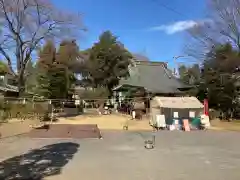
[0,131,240,180]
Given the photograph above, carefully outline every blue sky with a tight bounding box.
[52,0,207,67]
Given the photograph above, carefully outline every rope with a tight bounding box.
[2,96,152,102]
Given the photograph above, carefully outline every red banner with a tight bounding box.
[204,99,209,116]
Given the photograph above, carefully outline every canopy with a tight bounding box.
[153,96,204,109]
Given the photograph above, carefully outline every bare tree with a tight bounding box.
[0,0,84,94]
[185,0,240,60]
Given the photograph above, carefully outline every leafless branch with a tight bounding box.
[185,0,240,60]
[0,0,84,93]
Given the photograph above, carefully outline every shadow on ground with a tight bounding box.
[0,142,79,180]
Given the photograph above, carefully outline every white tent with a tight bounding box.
[150,96,204,126]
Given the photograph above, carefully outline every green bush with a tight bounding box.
[41,112,51,122]
[33,102,51,121]
[0,100,60,122]
[7,103,33,119]
[0,100,50,121]
[0,110,8,123]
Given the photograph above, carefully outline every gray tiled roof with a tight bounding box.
[0,83,19,92]
[0,85,19,92]
[119,61,187,94]
[132,54,150,61]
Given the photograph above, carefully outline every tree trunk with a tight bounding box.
[18,73,25,97]
[107,85,113,98]
[17,48,26,97]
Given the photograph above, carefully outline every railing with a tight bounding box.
[0,96,152,124]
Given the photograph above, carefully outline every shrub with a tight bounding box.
[33,102,51,121]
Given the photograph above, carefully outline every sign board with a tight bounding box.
[75,100,80,105]
[189,111,195,118]
[173,112,179,118]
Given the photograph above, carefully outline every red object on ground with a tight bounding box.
[204,99,209,116]
[183,119,190,132]
[29,124,102,139]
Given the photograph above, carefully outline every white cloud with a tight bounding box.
[149,20,200,34]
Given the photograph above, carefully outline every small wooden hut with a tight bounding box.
[150,96,204,126]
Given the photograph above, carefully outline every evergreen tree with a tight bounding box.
[202,43,240,115]
[55,40,79,97]
[0,61,8,75]
[36,41,56,98]
[84,31,132,94]
[36,40,78,99]
[48,63,69,99]
[56,40,80,65]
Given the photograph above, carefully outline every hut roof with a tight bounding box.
[152,96,204,109]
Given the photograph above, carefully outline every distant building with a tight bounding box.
[0,74,19,97]
[113,60,191,96]
[132,54,150,62]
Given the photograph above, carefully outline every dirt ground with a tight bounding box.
[28,124,102,139]
[56,113,153,131]
[2,114,240,139]
[0,119,42,138]
[0,114,152,139]
[210,119,240,131]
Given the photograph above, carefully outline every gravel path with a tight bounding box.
[0,130,240,180]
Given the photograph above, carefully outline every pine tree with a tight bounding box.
[36,41,56,97]
[84,31,132,94]
[202,43,240,113]
[56,40,79,65]
[36,40,78,99]
[48,63,69,99]
[55,40,79,97]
